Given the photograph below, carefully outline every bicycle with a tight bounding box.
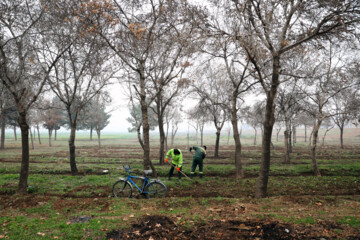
[112,165,167,198]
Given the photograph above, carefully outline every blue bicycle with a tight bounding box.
[112,165,167,198]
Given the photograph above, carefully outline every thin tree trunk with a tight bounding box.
[276,128,281,142]
[231,92,243,178]
[200,125,204,146]
[227,128,230,145]
[36,124,41,144]
[304,125,307,143]
[18,112,30,194]
[48,129,53,147]
[0,114,5,150]
[97,129,101,147]
[253,128,257,145]
[340,126,344,149]
[69,124,78,175]
[293,125,296,144]
[14,125,17,141]
[55,129,57,141]
[158,116,165,165]
[214,130,220,158]
[288,125,293,153]
[30,127,34,150]
[311,121,321,176]
[283,130,290,164]
[256,55,280,198]
[90,126,93,141]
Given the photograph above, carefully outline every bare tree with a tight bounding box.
[302,43,355,176]
[210,0,360,197]
[47,13,114,174]
[0,0,72,193]
[331,89,360,149]
[170,108,183,146]
[187,103,210,146]
[86,0,203,174]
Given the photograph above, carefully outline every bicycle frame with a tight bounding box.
[123,165,152,194]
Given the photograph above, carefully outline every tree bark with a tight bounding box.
[214,130,220,158]
[55,129,57,141]
[256,55,280,198]
[36,124,41,144]
[304,125,307,143]
[253,128,257,145]
[69,124,78,175]
[90,126,93,141]
[30,127,34,150]
[288,125,293,153]
[283,130,290,164]
[14,125,17,141]
[231,92,243,178]
[311,121,322,176]
[17,112,30,194]
[96,129,101,147]
[139,72,157,176]
[48,129,53,147]
[340,125,344,149]
[293,126,296,145]
[0,114,5,150]
[158,114,165,165]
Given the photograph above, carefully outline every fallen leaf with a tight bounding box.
[129,214,135,218]
[37,232,46,236]
[155,223,161,227]
[0,235,5,239]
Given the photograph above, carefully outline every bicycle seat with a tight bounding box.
[143,170,153,176]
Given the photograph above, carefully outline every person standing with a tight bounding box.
[165,148,183,180]
[189,146,206,178]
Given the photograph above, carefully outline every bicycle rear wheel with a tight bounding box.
[144,181,167,198]
[112,180,133,198]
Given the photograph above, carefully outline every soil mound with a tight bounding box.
[106,215,360,240]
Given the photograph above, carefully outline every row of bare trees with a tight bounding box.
[1,0,359,198]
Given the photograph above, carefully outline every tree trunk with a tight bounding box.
[14,125,17,141]
[30,127,34,150]
[200,125,204,146]
[276,128,281,142]
[293,126,296,145]
[96,128,101,147]
[158,115,165,165]
[304,125,307,142]
[288,126,293,153]
[48,129,53,147]
[55,129,57,141]
[214,130,220,158]
[340,125,344,149]
[90,126,93,141]
[69,124,78,175]
[231,92,243,178]
[139,73,156,177]
[311,121,322,176]
[283,130,290,164]
[253,128,257,145]
[1,114,5,150]
[17,112,30,194]
[36,124,41,144]
[227,128,230,145]
[256,55,280,198]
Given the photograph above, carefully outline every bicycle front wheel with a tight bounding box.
[112,180,133,198]
[145,181,167,198]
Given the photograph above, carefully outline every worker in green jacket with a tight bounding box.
[189,146,206,178]
[165,148,183,180]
